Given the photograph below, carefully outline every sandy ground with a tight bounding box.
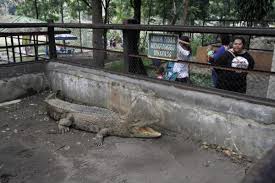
[0,91,250,183]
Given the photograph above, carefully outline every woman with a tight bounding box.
[163,35,191,83]
[208,34,230,88]
[173,35,192,83]
[214,36,255,93]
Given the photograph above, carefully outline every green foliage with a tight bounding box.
[109,0,133,23]
[66,0,89,19]
[208,0,238,20]
[16,0,60,21]
[234,0,274,22]
[190,36,202,56]
[190,72,212,88]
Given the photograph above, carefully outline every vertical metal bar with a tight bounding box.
[123,28,130,73]
[18,35,22,62]
[202,20,205,46]
[10,36,16,63]
[5,36,10,62]
[34,35,39,61]
[45,35,49,57]
[48,19,57,59]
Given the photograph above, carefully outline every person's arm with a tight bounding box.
[213,46,225,61]
[212,51,229,67]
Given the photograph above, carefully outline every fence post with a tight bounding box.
[122,19,147,75]
[48,19,57,59]
[123,19,138,73]
[10,36,16,63]
[267,47,275,99]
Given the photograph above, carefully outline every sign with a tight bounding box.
[148,33,178,60]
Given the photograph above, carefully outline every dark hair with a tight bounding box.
[220,34,230,45]
[179,35,192,53]
[233,36,246,47]
[179,35,190,43]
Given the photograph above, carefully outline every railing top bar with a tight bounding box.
[203,19,275,22]
[1,23,275,36]
[0,23,48,28]
[50,23,275,36]
[0,30,70,36]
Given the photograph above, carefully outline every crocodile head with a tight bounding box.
[126,119,161,138]
[129,126,161,138]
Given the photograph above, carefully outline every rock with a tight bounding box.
[76,142,81,145]
[64,146,70,151]
[13,129,18,133]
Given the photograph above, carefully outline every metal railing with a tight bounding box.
[1,22,275,105]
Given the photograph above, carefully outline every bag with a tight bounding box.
[163,62,178,81]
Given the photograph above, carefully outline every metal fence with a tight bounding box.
[1,22,275,104]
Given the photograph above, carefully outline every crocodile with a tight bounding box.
[45,93,161,146]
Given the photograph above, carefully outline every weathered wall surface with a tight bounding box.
[0,61,46,79]
[46,62,275,158]
[0,62,49,103]
[0,73,49,103]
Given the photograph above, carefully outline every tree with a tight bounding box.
[16,0,60,21]
[91,0,104,67]
[234,0,274,24]
[181,0,189,25]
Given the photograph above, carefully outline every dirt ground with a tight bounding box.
[0,91,251,183]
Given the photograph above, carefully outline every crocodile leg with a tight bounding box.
[58,113,73,134]
[93,128,110,146]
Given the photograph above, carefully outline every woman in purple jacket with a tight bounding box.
[209,34,230,88]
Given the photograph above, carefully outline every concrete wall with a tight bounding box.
[0,62,49,103]
[46,62,275,158]
[0,61,46,79]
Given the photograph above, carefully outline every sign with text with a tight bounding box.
[148,33,178,60]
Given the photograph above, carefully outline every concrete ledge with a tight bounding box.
[0,61,46,79]
[46,62,275,158]
[0,73,49,103]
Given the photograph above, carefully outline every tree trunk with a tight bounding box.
[103,0,110,59]
[60,1,65,47]
[171,0,178,25]
[91,0,104,67]
[34,0,38,19]
[128,0,147,75]
[133,0,141,23]
[182,0,189,25]
[78,0,83,53]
